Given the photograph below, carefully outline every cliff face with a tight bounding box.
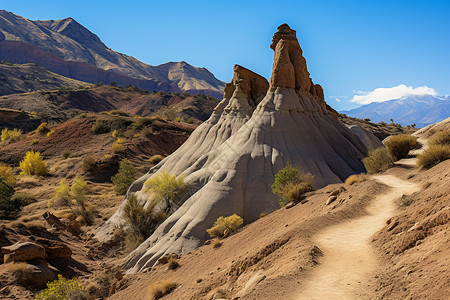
[96,24,368,274]
[0,10,225,98]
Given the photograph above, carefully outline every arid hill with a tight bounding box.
[0,10,225,98]
[0,62,91,96]
[0,85,218,124]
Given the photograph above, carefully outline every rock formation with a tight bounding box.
[347,125,383,151]
[96,24,368,273]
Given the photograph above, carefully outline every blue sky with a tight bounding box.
[2,0,450,110]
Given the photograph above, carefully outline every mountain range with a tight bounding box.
[0,10,225,98]
[341,95,450,128]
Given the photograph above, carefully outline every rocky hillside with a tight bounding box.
[0,61,91,96]
[0,10,225,98]
[0,85,219,124]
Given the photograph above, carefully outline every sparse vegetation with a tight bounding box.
[212,238,223,249]
[143,171,188,213]
[149,154,164,165]
[271,163,314,207]
[46,130,55,137]
[147,280,177,300]
[121,193,167,250]
[62,151,71,159]
[1,128,22,142]
[111,159,136,195]
[81,155,97,173]
[417,144,450,169]
[384,134,418,160]
[91,120,111,134]
[19,151,47,176]
[0,178,16,219]
[362,147,394,174]
[112,129,118,138]
[111,142,127,153]
[345,174,366,185]
[37,122,50,133]
[5,262,32,285]
[0,163,16,186]
[206,214,244,238]
[52,177,95,225]
[167,257,180,270]
[35,274,85,300]
[31,138,38,145]
[429,130,450,146]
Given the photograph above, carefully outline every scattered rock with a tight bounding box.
[204,240,212,245]
[326,195,337,205]
[2,242,46,263]
[387,221,399,231]
[285,202,297,209]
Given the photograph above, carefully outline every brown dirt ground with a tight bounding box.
[108,152,449,300]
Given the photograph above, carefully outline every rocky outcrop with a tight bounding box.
[347,125,383,151]
[2,242,46,263]
[96,24,368,273]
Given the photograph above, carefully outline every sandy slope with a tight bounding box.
[296,172,420,299]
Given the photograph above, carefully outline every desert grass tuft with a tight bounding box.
[417,144,450,169]
[429,130,450,146]
[212,238,223,249]
[385,134,417,160]
[167,257,180,270]
[147,280,177,300]
[345,174,366,186]
[362,147,394,174]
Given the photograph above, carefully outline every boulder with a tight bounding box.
[35,238,72,259]
[326,195,338,205]
[2,242,46,263]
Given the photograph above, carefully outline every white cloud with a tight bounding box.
[350,84,438,105]
[335,98,341,102]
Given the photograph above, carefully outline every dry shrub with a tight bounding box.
[112,142,126,153]
[149,154,164,165]
[81,155,97,173]
[167,257,180,270]
[385,134,417,160]
[429,130,450,146]
[362,147,394,174]
[206,214,243,238]
[147,280,177,300]
[417,145,450,169]
[280,181,313,205]
[345,174,366,186]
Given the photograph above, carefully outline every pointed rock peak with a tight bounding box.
[269,23,311,91]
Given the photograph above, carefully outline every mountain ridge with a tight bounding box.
[0,10,225,98]
[341,95,450,128]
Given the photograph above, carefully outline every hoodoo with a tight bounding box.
[95,24,368,273]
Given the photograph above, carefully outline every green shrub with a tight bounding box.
[271,163,314,207]
[362,147,394,174]
[122,193,166,250]
[429,130,450,146]
[206,214,244,238]
[0,163,16,186]
[417,145,450,169]
[111,159,136,195]
[385,134,417,160]
[19,151,47,176]
[161,108,177,121]
[52,177,94,225]
[35,274,85,300]
[144,171,188,213]
[62,152,71,159]
[81,156,97,173]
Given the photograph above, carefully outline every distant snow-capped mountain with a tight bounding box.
[341,95,450,128]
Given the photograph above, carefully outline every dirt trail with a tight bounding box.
[296,173,420,299]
